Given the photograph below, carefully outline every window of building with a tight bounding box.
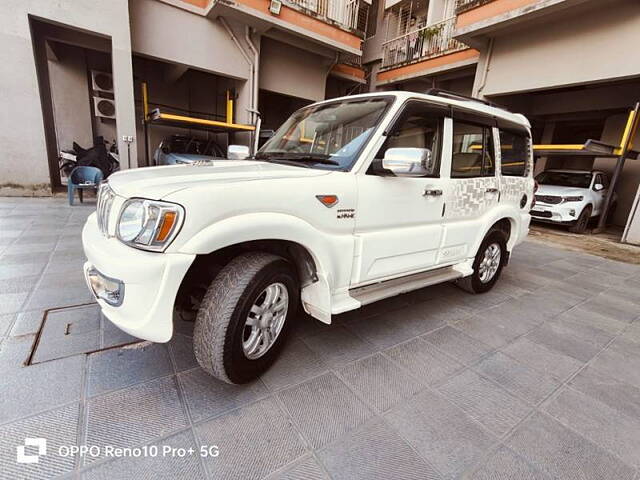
[451,122,495,178]
[499,129,530,177]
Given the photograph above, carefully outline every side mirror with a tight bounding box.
[594,183,605,191]
[382,147,435,177]
[161,146,170,154]
[227,144,250,160]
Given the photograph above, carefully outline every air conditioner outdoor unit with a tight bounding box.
[91,70,114,93]
[93,97,116,119]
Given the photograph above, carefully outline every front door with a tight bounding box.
[352,100,448,286]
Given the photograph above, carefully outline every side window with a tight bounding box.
[601,174,610,189]
[499,129,530,177]
[451,122,495,178]
[374,101,442,177]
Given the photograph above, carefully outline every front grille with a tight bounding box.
[531,210,552,218]
[534,194,562,205]
[96,183,115,236]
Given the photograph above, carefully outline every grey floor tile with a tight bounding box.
[10,310,44,336]
[0,314,14,337]
[0,262,45,281]
[0,252,51,266]
[0,403,79,480]
[260,338,329,391]
[526,322,602,362]
[544,387,640,467]
[100,317,138,348]
[467,445,551,480]
[318,418,441,480]
[87,343,173,396]
[579,294,639,323]
[178,367,268,422]
[267,455,328,480]
[546,317,616,351]
[501,337,583,381]
[570,366,640,420]
[0,354,85,424]
[196,397,307,480]
[558,306,628,336]
[590,346,640,388]
[455,314,535,349]
[385,389,495,479]
[623,323,640,344]
[346,306,440,351]
[168,333,198,372]
[594,260,640,278]
[422,325,492,365]
[473,352,560,405]
[608,336,640,358]
[338,353,423,412]
[385,337,464,386]
[302,325,376,368]
[437,369,532,437]
[25,285,93,310]
[0,275,39,294]
[506,412,635,480]
[0,292,28,315]
[0,334,34,370]
[85,377,188,463]
[457,289,514,311]
[278,372,373,449]
[80,429,205,480]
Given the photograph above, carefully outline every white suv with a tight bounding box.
[82,91,534,384]
[532,169,615,233]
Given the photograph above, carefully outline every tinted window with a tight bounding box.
[499,130,530,176]
[451,122,494,178]
[536,171,592,188]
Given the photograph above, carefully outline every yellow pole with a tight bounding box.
[615,108,638,155]
[142,82,149,119]
[226,90,233,124]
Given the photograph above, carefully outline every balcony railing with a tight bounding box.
[456,0,495,14]
[381,17,467,70]
[285,0,369,37]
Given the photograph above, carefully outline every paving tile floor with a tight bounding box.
[1,197,640,479]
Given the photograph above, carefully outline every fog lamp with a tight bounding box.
[87,267,124,306]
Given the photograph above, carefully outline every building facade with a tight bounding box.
[1,0,639,230]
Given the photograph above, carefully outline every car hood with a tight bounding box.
[107,160,331,199]
[166,153,216,163]
[536,184,587,197]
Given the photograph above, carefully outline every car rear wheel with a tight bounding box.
[456,230,507,294]
[569,205,592,234]
[193,252,298,384]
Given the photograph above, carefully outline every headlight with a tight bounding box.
[562,196,583,203]
[116,199,184,251]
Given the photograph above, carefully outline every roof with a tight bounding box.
[314,91,530,129]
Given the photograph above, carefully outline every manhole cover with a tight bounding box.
[29,303,140,364]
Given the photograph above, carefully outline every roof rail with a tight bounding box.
[424,88,503,109]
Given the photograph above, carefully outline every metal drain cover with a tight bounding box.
[30,304,139,364]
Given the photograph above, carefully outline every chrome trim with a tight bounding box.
[96,183,115,237]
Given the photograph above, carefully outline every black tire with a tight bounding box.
[193,252,298,384]
[569,205,592,234]
[456,230,507,294]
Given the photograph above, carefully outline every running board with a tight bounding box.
[349,266,464,307]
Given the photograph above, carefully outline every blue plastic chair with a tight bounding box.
[67,166,103,205]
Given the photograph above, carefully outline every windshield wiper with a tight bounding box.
[265,152,340,165]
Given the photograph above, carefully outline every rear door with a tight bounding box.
[439,111,499,263]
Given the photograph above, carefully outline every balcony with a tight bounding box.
[455,0,494,14]
[381,16,467,70]
[281,0,370,37]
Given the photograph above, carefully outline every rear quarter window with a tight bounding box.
[499,130,530,177]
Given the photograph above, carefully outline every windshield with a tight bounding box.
[255,97,393,170]
[536,171,592,188]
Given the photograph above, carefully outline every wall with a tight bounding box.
[480,1,640,96]
[0,0,136,195]
[259,38,330,101]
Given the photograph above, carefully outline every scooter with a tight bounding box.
[59,137,120,182]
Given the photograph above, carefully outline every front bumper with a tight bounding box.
[82,213,195,342]
[530,204,581,224]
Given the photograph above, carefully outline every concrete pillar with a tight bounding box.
[534,121,556,175]
[111,29,137,169]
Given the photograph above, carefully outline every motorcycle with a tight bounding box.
[59,136,120,182]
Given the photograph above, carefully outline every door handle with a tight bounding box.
[423,188,443,197]
[485,188,499,193]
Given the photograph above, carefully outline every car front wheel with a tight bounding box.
[193,252,298,384]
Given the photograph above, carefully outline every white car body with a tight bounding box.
[531,169,613,224]
[82,91,534,343]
